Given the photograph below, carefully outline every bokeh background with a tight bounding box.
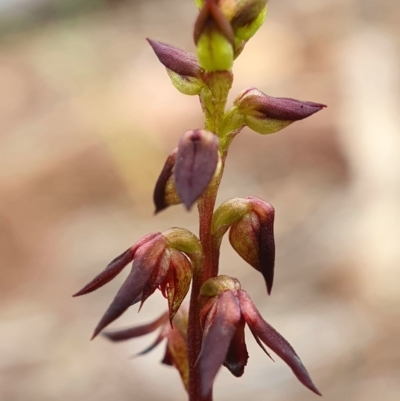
[1,0,399,400]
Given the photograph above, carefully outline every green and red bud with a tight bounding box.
[197,276,321,397]
[147,39,204,95]
[234,87,327,134]
[195,0,268,58]
[211,196,275,294]
[194,1,235,71]
[174,129,220,210]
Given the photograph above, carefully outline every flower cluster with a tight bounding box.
[75,0,326,400]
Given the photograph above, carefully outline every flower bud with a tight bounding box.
[174,129,220,210]
[194,1,235,71]
[229,197,275,294]
[147,39,204,95]
[153,148,181,214]
[231,0,267,42]
[234,87,327,135]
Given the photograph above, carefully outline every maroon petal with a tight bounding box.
[102,311,169,342]
[198,291,241,397]
[223,317,249,377]
[174,129,219,210]
[239,291,321,395]
[140,248,171,307]
[73,232,160,297]
[165,250,192,323]
[91,235,168,339]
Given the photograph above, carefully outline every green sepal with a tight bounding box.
[235,5,267,41]
[167,69,204,96]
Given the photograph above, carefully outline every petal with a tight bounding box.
[223,317,248,377]
[102,312,169,342]
[166,250,192,323]
[73,232,160,297]
[140,248,171,307]
[250,198,275,294]
[174,129,219,210]
[198,291,241,397]
[239,291,321,395]
[91,235,168,339]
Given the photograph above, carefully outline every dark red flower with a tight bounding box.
[198,275,321,397]
[73,232,193,339]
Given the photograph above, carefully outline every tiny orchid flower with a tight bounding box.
[234,87,326,134]
[198,276,321,397]
[212,196,275,294]
[73,231,193,338]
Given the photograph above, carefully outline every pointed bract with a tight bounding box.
[174,129,219,210]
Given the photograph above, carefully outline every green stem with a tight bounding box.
[187,71,232,401]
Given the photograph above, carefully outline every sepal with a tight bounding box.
[234,87,326,135]
[153,148,181,214]
[174,129,220,210]
[147,39,204,95]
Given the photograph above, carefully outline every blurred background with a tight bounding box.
[1,0,399,400]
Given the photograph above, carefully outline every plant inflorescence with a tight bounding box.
[74,1,326,400]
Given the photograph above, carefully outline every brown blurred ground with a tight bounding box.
[1,0,400,400]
